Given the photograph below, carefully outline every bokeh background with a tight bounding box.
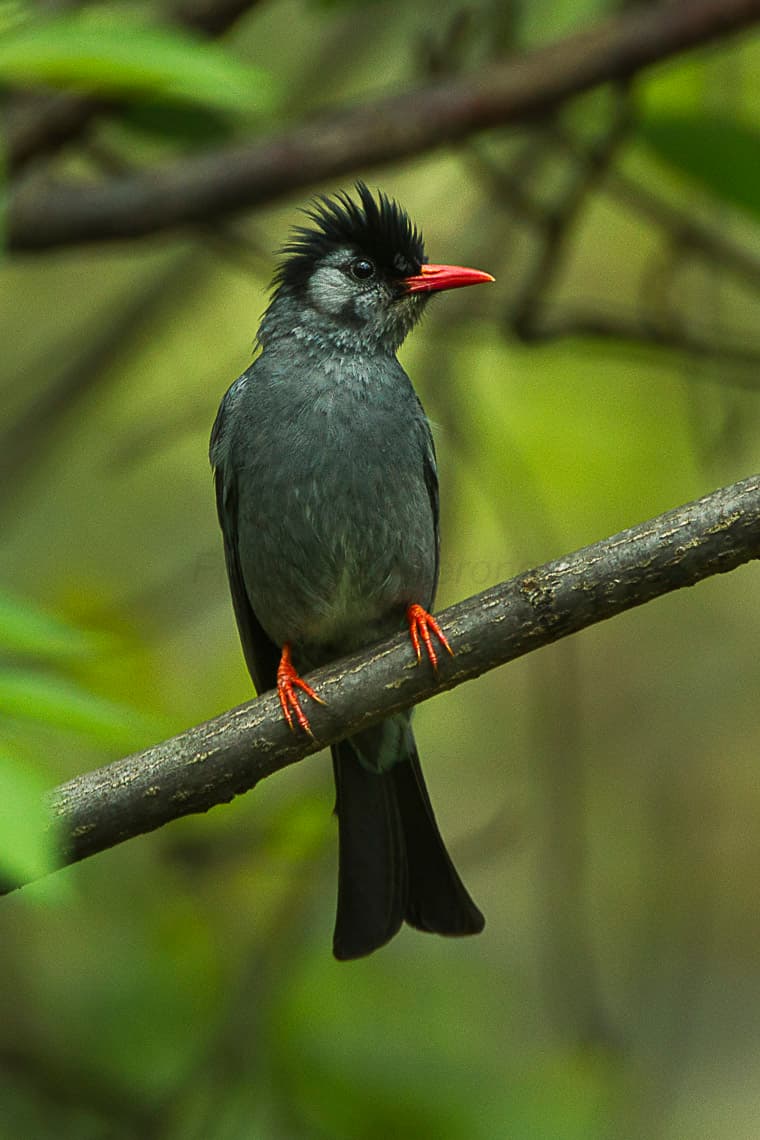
[2,1,760,1136]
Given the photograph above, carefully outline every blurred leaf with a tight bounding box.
[494,1053,614,1140]
[638,51,707,116]
[0,9,274,111]
[638,113,760,221]
[310,0,387,7]
[117,99,236,147]
[0,589,111,661]
[0,667,168,747]
[0,0,25,36]
[0,749,56,884]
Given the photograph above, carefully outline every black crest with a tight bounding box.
[273,182,427,293]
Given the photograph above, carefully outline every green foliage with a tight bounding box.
[118,100,237,147]
[0,593,169,887]
[638,112,760,221]
[0,591,167,747]
[0,7,273,111]
[0,589,111,662]
[0,0,25,37]
[0,666,166,747]
[0,747,56,885]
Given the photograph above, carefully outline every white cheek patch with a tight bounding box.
[307,265,353,317]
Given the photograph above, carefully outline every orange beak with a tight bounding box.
[403,262,495,294]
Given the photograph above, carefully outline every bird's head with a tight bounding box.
[260,182,493,355]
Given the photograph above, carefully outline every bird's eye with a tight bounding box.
[351,258,375,281]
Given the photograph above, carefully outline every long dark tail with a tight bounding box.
[331,717,485,961]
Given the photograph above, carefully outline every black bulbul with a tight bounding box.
[211,183,493,959]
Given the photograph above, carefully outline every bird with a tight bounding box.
[210,182,493,959]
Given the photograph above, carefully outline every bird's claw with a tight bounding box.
[277,644,323,737]
[406,603,453,671]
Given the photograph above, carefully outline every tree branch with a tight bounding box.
[8,0,759,251]
[3,473,757,896]
[4,0,264,172]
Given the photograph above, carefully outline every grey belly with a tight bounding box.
[236,454,436,659]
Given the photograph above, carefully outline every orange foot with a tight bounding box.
[406,603,453,671]
[277,643,323,737]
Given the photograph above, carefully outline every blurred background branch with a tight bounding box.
[7,0,759,250]
[5,0,265,172]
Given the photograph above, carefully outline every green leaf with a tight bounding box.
[638,112,760,221]
[0,0,26,37]
[118,100,236,147]
[0,749,57,885]
[0,9,273,111]
[0,667,168,748]
[0,590,110,662]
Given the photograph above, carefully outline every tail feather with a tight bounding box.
[331,740,406,961]
[393,745,485,936]
[331,718,484,960]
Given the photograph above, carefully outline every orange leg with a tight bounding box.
[277,643,323,737]
[406,603,453,671]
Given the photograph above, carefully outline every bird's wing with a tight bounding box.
[420,420,440,607]
[211,404,280,696]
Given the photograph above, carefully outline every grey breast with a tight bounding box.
[227,351,437,658]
